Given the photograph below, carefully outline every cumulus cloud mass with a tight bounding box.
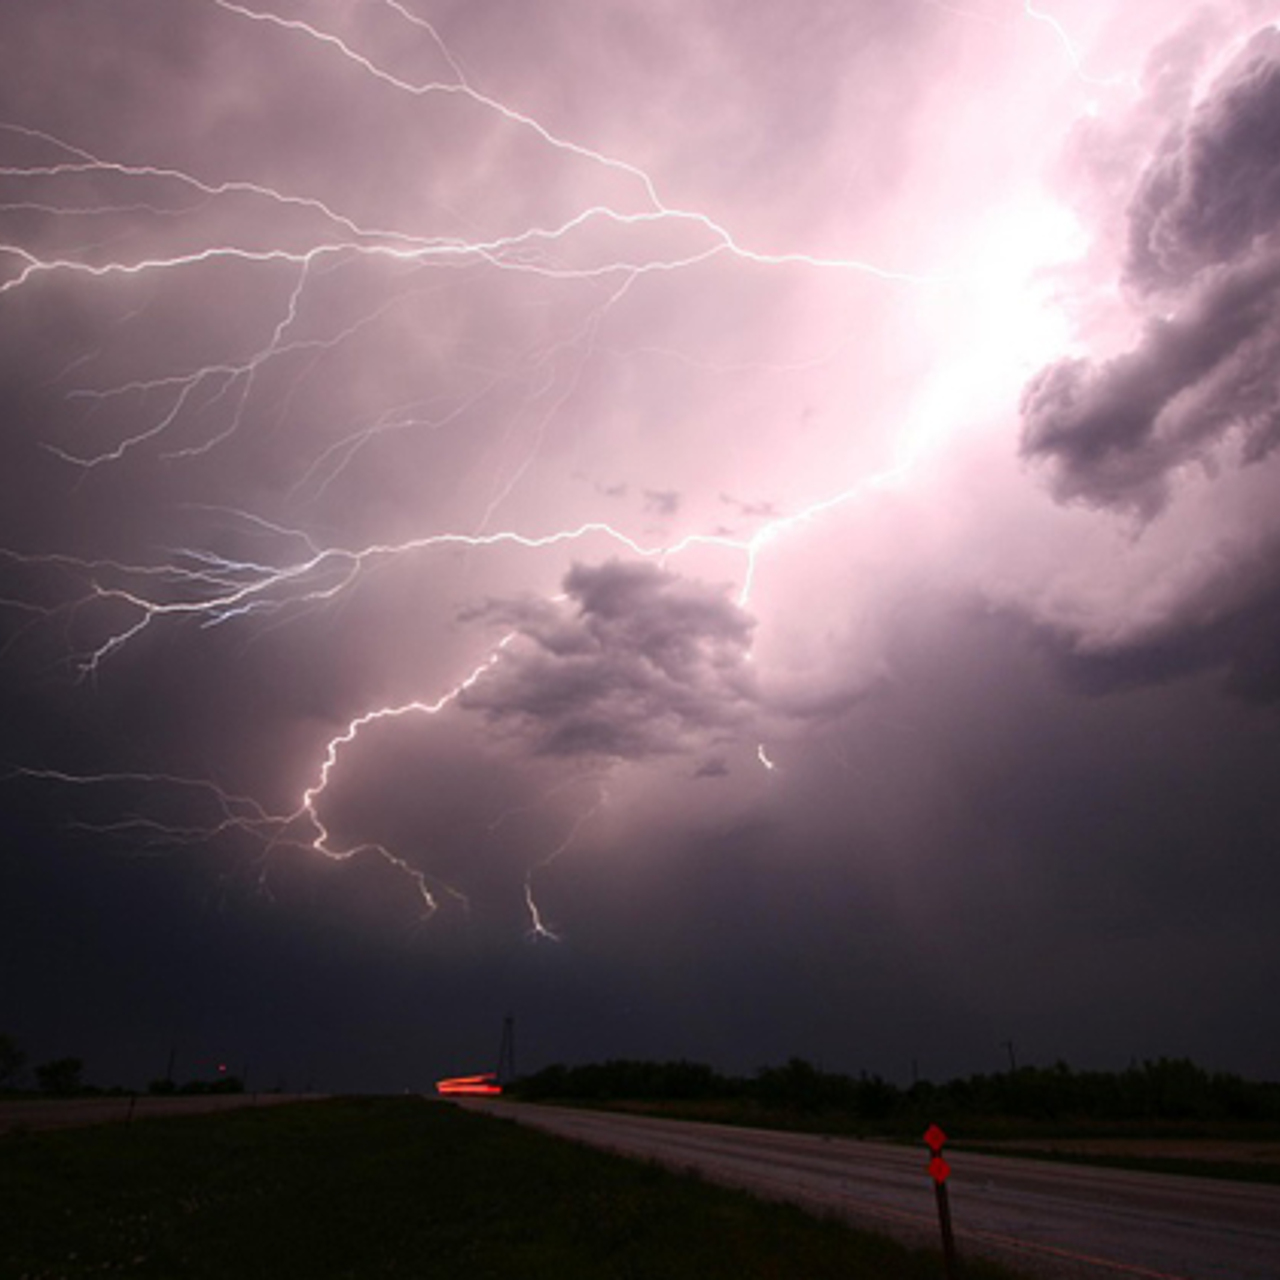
[2,0,1279,1091]
[462,561,757,759]
[1022,25,1280,514]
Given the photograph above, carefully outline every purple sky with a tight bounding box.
[3,0,1280,1092]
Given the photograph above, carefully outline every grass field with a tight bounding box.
[963,1139,1280,1186]
[0,1096,1028,1279]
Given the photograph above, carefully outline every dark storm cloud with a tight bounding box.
[1020,251,1280,512]
[1021,28,1280,515]
[643,488,681,516]
[1030,534,1280,703]
[693,755,729,778]
[460,561,757,759]
[1126,27,1280,292]
[719,492,778,520]
[5,0,1280,1100]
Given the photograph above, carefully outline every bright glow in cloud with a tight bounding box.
[3,0,1279,989]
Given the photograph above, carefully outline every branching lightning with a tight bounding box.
[0,0,1110,935]
[1022,1,1135,89]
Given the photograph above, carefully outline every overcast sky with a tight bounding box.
[3,0,1280,1093]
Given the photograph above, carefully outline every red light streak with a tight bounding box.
[436,1072,503,1097]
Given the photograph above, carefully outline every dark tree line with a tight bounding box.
[515,1059,728,1104]
[0,1032,26,1089]
[0,1032,244,1097]
[0,1036,86,1097]
[513,1056,1280,1125]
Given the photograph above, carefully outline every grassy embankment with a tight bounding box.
[1,1096,1026,1279]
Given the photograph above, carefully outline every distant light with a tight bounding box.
[436,1072,503,1097]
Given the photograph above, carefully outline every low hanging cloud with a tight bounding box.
[1029,530,1280,703]
[460,561,759,761]
[1021,27,1280,516]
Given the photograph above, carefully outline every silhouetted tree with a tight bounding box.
[0,1033,26,1088]
[515,1059,734,1102]
[35,1057,84,1096]
[511,1054,1280,1126]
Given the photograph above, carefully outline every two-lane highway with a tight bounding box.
[465,1102,1280,1280]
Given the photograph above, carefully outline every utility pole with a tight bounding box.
[1002,1039,1017,1073]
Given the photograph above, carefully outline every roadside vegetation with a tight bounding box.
[0,1096,1027,1279]
[0,1030,247,1100]
[514,1055,1280,1127]
[511,1057,1280,1183]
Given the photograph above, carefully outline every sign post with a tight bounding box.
[924,1124,959,1279]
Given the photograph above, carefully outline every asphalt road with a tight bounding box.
[465,1102,1280,1280]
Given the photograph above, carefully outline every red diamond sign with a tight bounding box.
[923,1124,947,1153]
[929,1154,951,1184]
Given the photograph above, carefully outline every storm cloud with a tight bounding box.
[2,0,1279,1092]
[462,561,757,760]
[1022,27,1280,514]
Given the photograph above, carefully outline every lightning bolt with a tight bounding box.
[521,788,610,943]
[0,0,1108,931]
[291,638,520,914]
[1022,1,1136,90]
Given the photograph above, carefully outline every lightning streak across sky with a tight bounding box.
[1,0,1261,943]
